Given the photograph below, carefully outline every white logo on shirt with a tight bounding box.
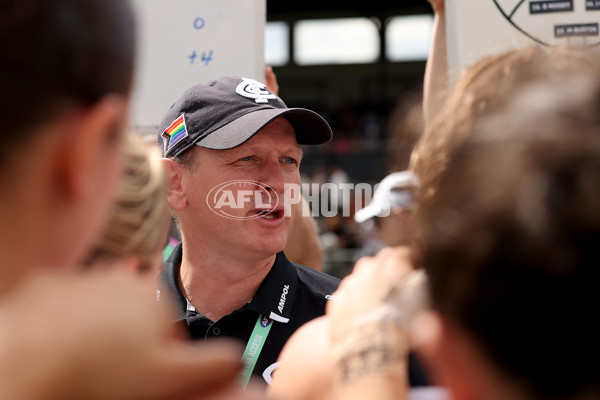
[278,284,290,313]
[262,362,280,384]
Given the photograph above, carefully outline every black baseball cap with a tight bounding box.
[158,76,333,158]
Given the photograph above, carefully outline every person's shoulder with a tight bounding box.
[293,263,340,297]
[268,316,334,400]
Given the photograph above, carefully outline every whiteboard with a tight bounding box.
[129,0,266,131]
[446,0,600,84]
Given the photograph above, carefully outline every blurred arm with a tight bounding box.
[0,271,243,400]
[423,0,448,130]
[326,247,422,400]
[284,197,324,271]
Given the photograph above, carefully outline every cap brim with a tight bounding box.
[196,108,332,150]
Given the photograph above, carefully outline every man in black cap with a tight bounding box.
[158,76,340,386]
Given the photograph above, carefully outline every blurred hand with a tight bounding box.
[326,247,424,341]
[326,247,426,390]
[264,66,279,96]
[194,381,267,400]
[0,271,243,400]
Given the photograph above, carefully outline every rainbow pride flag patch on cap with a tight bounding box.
[161,114,188,156]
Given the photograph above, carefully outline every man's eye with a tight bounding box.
[239,156,253,161]
[282,157,297,164]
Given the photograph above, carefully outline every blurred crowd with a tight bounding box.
[297,93,424,278]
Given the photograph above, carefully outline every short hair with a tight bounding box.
[417,66,600,399]
[0,0,135,165]
[87,133,168,272]
[172,147,200,172]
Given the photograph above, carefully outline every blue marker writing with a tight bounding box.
[194,17,205,30]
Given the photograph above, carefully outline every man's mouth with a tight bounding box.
[252,209,282,220]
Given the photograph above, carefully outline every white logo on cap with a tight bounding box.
[236,78,277,104]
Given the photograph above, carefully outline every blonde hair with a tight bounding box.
[88,133,168,271]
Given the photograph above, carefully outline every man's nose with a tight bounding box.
[259,160,286,194]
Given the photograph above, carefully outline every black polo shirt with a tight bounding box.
[159,244,431,388]
[159,244,340,384]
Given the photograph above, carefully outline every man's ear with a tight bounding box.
[162,158,187,210]
[54,95,128,201]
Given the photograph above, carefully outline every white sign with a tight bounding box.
[130,0,266,131]
[446,0,600,83]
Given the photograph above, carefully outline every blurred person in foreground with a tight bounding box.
[353,171,419,259]
[86,133,171,275]
[412,0,596,209]
[327,62,600,400]
[268,178,430,400]
[270,17,600,400]
[158,75,340,386]
[0,0,248,398]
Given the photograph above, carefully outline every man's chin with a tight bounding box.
[250,239,287,259]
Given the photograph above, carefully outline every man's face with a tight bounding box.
[178,117,302,259]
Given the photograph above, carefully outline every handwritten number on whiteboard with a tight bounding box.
[188,51,198,65]
[194,17,205,30]
[191,16,210,66]
[187,50,213,66]
[201,50,213,66]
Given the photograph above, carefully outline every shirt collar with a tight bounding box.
[245,252,298,324]
[159,244,298,324]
